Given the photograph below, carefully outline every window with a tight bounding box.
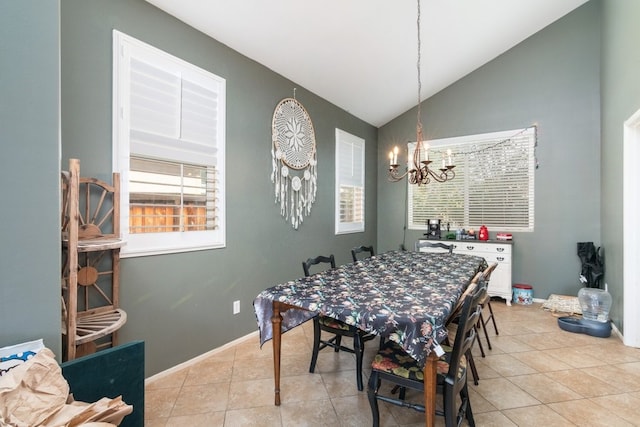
[113,30,225,257]
[408,127,535,232]
[335,129,365,234]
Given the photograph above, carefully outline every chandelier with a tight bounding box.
[388,0,455,186]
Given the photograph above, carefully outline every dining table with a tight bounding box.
[253,250,487,427]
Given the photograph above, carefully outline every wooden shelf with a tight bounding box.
[60,158,126,361]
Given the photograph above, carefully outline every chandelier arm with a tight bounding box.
[425,166,455,183]
[388,166,410,182]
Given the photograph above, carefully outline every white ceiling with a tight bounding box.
[145,0,589,127]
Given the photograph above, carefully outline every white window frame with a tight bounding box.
[408,127,535,232]
[113,30,226,257]
[335,129,365,234]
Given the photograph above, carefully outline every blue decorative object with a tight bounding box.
[557,317,611,338]
[0,339,44,377]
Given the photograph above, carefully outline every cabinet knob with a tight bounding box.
[497,256,504,262]
[467,246,474,250]
[497,247,504,252]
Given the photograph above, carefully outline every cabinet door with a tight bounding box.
[486,259,512,303]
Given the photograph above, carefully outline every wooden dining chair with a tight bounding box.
[351,245,375,262]
[447,263,498,385]
[447,271,483,385]
[415,240,454,253]
[367,279,486,427]
[385,270,483,396]
[303,254,376,391]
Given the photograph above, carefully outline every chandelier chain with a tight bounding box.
[416,0,422,133]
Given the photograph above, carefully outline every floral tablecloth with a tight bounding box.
[253,250,486,368]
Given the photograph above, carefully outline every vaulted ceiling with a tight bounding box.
[146,0,589,127]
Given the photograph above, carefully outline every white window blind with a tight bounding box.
[408,127,535,232]
[335,129,365,234]
[129,57,220,165]
[113,30,226,257]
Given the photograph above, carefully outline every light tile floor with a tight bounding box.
[145,302,640,426]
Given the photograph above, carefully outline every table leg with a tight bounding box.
[271,301,283,406]
[424,352,438,427]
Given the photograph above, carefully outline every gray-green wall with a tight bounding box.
[0,1,61,357]
[600,0,640,332]
[378,2,602,302]
[60,0,377,375]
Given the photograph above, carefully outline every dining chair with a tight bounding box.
[367,279,486,427]
[415,240,454,253]
[447,263,498,385]
[446,272,483,385]
[385,271,481,398]
[475,262,499,357]
[303,254,376,391]
[351,245,375,262]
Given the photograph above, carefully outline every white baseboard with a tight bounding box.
[145,330,260,386]
[611,321,623,341]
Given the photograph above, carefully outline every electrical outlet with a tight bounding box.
[233,300,240,314]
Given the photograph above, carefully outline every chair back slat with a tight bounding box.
[302,254,336,277]
[415,241,453,253]
[351,245,375,262]
[482,262,498,281]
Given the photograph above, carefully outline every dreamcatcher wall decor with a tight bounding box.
[271,95,317,229]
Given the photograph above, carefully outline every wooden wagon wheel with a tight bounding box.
[77,176,120,239]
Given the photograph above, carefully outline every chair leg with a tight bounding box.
[354,333,364,391]
[486,300,499,335]
[474,325,486,357]
[466,349,479,385]
[479,311,493,350]
[309,317,321,373]
[389,384,406,400]
[461,382,475,427]
[443,383,456,427]
[367,372,381,427]
[334,334,342,352]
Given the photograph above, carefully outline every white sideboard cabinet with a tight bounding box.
[418,240,513,305]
